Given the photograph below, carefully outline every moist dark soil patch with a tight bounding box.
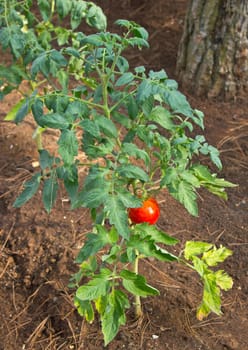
[0,1,247,349]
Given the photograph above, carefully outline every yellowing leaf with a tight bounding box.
[184,241,213,260]
[203,246,233,266]
[215,270,233,291]
[4,99,25,121]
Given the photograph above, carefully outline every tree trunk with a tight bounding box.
[176,0,248,99]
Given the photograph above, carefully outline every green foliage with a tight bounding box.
[1,0,235,346]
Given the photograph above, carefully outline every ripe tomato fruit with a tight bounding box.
[128,197,160,225]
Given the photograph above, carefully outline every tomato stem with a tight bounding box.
[133,250,142,318]
[34,131,43,150]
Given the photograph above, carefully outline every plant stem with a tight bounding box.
[35,132,43,150]
[133,250,142,318]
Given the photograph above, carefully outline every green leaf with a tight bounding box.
[126,95,139,120]
[208,146,222,169]
[115,19,131,28]
[153,245,178,262]
[0,28,10,50]
[117,190,142,208]
[122,143,150,167]
[193,109,205,129]
[65,100,89,120]
[74,297,94,323]
[169,180,198,216]
[102,245,121,263]
[116,56,129,73]
[63,46,81,58]
[192,164,237,199]
[148,106,174,130]
[121,270,159,297]
[95,115,118,138]
[149,69,167,80]
[134,224,178,245]
[56,0,72,18]
[57,70,68,92]
[132,26,149,41]
[50,49,67,66]
[76,227,110,264]
[70,0,87,29]
[200,144,222,169]
[128,37,149,48]
[192,165,236,188]
[80,119,100,137]
[184,241,213,261]
[63,165,78,203]
[31,98,44,125]
[39,149,55,169]
[76,270,111,301]
[127,235,178,262]
[135,66,146,74]
[9,31,25,59]
[202,246,233,267]
[116,164,149,182]
[86,3,107,31]
[127,235,155,258]
[77,187,110,209]
[101,290,129,346]
[115,72,134,87]
[75,166,110,208]
[160,167,178,187]
[13,173,41,207]
[42,173,58,213]
[14,97,30,124]
[39,112,70,129]
[136,79,152,101]
[104,196,130,239]
[58,129,78,165]
[31,52,49,78]
[165,90,193,118]
[38,0,51,21]
[180,170,201,187]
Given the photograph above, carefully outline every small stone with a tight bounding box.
[152,334,159,339]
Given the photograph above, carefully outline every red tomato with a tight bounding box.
[128,198,160,225]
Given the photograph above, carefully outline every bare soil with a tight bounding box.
[0,1,247,350]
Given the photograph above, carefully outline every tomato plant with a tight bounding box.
[129,197,160,224]
[0,0,236,346]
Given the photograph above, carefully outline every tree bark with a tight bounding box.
[176,0,248,99]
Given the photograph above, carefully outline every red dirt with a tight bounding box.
[0,1,247,349]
